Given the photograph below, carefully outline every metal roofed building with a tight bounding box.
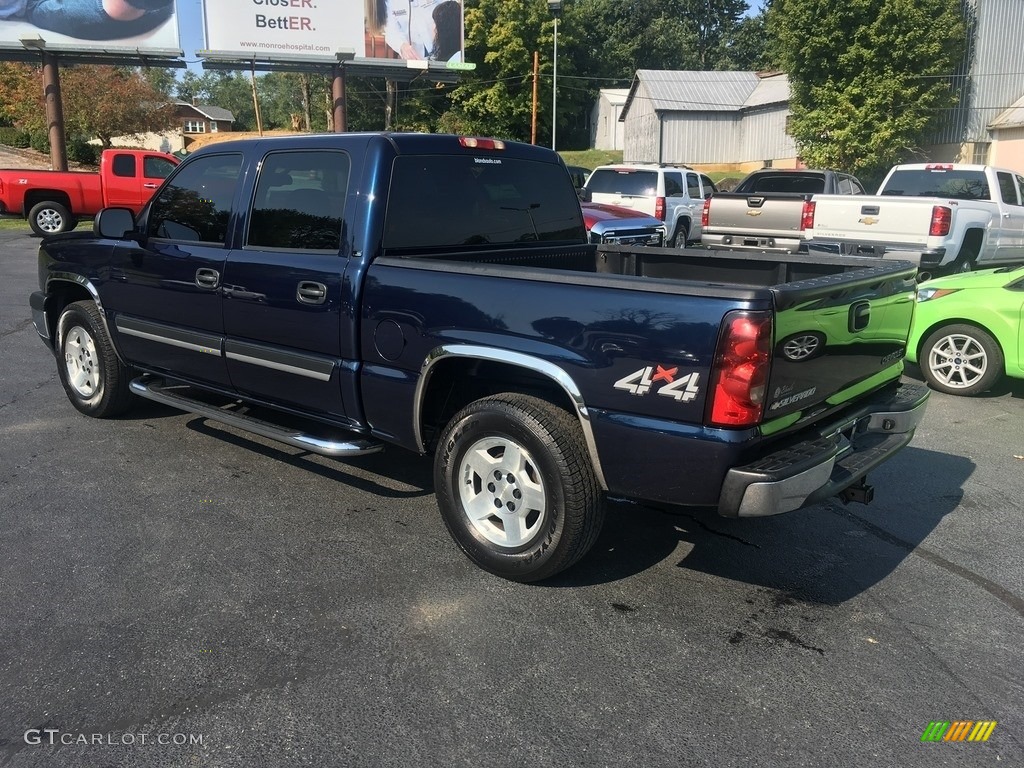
[619,70,797,172]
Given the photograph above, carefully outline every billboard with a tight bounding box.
[203,0,464,64]
[0,0,180,53]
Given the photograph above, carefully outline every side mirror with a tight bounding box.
[94,207,137,239]
[704,190,714,200]
[578,187,591,202]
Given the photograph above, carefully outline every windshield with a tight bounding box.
[383,155,585,250]
[880,169,992,201]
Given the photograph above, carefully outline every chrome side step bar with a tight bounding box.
[129,377,383,458]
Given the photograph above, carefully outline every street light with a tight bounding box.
[548,0,562,151]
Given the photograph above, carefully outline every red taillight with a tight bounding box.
[800,200,815,231]
[925,163,954,170]
[458,137,505,150]
[929,205,951,236]
[654,196,665,220]
[701,197,711,229]
[707,311,773,428]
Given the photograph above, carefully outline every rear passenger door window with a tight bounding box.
[998,172,1020,205]
[146,153,242,244]
[664,172,684,198]
[685,172,702,199]
[246,150,350,252]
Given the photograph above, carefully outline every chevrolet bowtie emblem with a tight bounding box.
[746,210,763,216]
[859,216,878,225]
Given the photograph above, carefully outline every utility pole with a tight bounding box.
[531,52,539,145]
[42,53,67,171]
[250,61,263,136]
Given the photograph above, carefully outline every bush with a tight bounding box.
[67,137,98,165]
[0,127,31,147]
[29,131,50,153]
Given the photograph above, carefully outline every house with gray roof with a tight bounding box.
[172,102,235,142]
[619,70,797,172]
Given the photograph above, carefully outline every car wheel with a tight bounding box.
[28,200,74,236]
[56,300,134,417]
[949,241,980,274]
[434,393,604,582]
[920,323,1003,396]
[668,222,689,249]
[779,332,825,362]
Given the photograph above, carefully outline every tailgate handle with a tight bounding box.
[860,205,880,215]
[849,301,871,333]
[747,196,765,208]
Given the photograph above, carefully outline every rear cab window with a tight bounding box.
[880,169,992,200]
[585,169,658,197]
[738,173,826,194]
[383,155,585,251]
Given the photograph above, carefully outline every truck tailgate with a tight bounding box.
[762,262,918,424]
[811,195,934,247]
[707,192,810,238]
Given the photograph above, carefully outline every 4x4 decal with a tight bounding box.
[614,365,701,402]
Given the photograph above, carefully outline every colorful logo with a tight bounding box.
[920,721,997,742]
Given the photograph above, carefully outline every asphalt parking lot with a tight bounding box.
[1,228,1021,767]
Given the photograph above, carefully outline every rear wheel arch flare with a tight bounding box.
[414,345,608,490]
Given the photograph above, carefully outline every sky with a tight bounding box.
[176,0,204,71]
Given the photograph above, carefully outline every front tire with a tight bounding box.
[920,323,1003,396]
[56,301,134,417]
[434,394,604,582]
[28,200,75,236]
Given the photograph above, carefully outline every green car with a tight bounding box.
[907,266,1024,396]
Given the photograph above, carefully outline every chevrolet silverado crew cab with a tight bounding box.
[581,163,718,247]
[700,168,866,254]
[30,133,928,582]
[0,148,178,236]
[807,163,1024,278]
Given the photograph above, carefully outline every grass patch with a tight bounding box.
[559,149,623,170]
[0,217,29,232]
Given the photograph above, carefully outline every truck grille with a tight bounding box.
[591,228,663,246]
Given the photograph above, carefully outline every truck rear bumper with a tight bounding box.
[807,240,947,268]
[718,380,929,518]
[702,233,804,253]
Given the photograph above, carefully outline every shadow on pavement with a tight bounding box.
[547,446,976,604]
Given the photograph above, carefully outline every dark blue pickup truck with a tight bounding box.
[30,133,929,581]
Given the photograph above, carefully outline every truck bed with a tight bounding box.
[388,242,916,293]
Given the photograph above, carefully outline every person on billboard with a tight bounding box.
[0,0,28,19]
[430,0,461,63]
[383,0,444,60]
[6,0,175,41]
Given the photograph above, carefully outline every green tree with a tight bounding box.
[768,0,965,180]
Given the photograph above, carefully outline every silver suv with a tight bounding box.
[582,163,718,247]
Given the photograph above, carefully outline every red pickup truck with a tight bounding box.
[0,149,178,236]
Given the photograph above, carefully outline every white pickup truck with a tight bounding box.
[806,163,1024,278]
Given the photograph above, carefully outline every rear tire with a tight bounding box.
[434,394,604,582]
[28,200,74,236]
[920,323,1003,396]
[56,300,134,417]
[949,239,980,274]
[668,221,689,248]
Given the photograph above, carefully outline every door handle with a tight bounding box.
[195,268,220,288]
[297,281,327,305]
[143,182,159,189]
